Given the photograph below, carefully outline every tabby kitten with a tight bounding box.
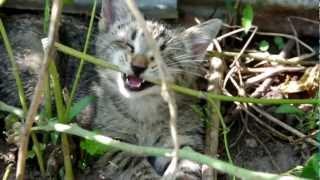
[89,0,222,179]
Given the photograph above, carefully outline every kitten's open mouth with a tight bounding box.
[122,74,153,91]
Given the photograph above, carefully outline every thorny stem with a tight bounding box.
[0,18,45,177]
[32,122,306,180]
[15,0,63,179]
[54,42,320,105]
[125,0,179,176]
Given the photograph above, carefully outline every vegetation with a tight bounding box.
[0,0,319,179]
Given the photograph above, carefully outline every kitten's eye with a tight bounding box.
[126,43,134,53]
[150,56,155,61]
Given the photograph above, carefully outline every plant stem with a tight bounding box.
[15,0,63,179]
[49,61,74,179]
[0,19,28,114]
[0,18,45,177]
[0,101,24,119]
[55,42,119,71]
[31,133,45,175]
[32,122,306,180]
[54,42,320,105]
[208,99,235,180]
[2,163,13,180]
[64,0,97,123]
[44,0,51,33]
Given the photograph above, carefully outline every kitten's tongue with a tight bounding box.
[126,75,143,88]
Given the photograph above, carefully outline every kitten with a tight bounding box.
[0,1,222,179]
[0,15,44,107]
[88,0,222,179]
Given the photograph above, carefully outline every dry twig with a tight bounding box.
[245,66,305,86]
[15,0,63,179]
[202,55,225,180]
[125,0,179,177]
[251,105,320,147]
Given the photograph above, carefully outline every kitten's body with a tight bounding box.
[0,1,221,179]
[88,1,221,179]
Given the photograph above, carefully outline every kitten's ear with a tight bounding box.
[99,0,132,31]
[181,19,222,58]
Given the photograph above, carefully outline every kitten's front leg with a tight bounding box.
[90,150,161,180]
[148,148,202,180]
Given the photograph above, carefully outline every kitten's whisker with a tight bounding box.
[169,66,204,72]
[169,70,203,77]
[168,68,204,77]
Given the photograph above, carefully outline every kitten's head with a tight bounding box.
[96,0,222,98]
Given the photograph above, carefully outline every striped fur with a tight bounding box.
[90,0,222,179]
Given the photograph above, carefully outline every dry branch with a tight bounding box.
[125,0,179,177]
[15,0,63,179]
[252,105,320,147]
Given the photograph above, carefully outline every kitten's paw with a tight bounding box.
[175,173,199,180]
[175,159,201,180]
[150,157,201,180]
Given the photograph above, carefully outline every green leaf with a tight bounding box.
[241,4,254,34]
[63,0,74,5]
[0,0,6,6]
[28,150,36,159]
[274,37,285,50]
[78,159,88,170]
[68,96,96,121]
[50,132,60,145]
[224,0,236,15]
[300,154,320,179]
[275,104,304,116]
[259,40,269,51]
[80,139,110,156]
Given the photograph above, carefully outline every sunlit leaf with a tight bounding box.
[28,150,36,159]
[80,139,110,156]
[275,104,304,116]
[0,0,6,6]
[300,154,320,179]
[279,65,320,94]
[63,0,74,5]
[241,4,254,34]
[259,40,269,51]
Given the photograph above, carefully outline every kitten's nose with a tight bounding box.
[131,54,148,76]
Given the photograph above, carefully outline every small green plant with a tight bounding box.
[63,0,74,5]
[80,138,110,156]
[275,104,318,132]
[274,37,285,50]
[298,154,320,179]
[241,4,254,33]
[259,40,270,51]
[0,0,6,6]
[224,0,236,16]
[67,95,96,122]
